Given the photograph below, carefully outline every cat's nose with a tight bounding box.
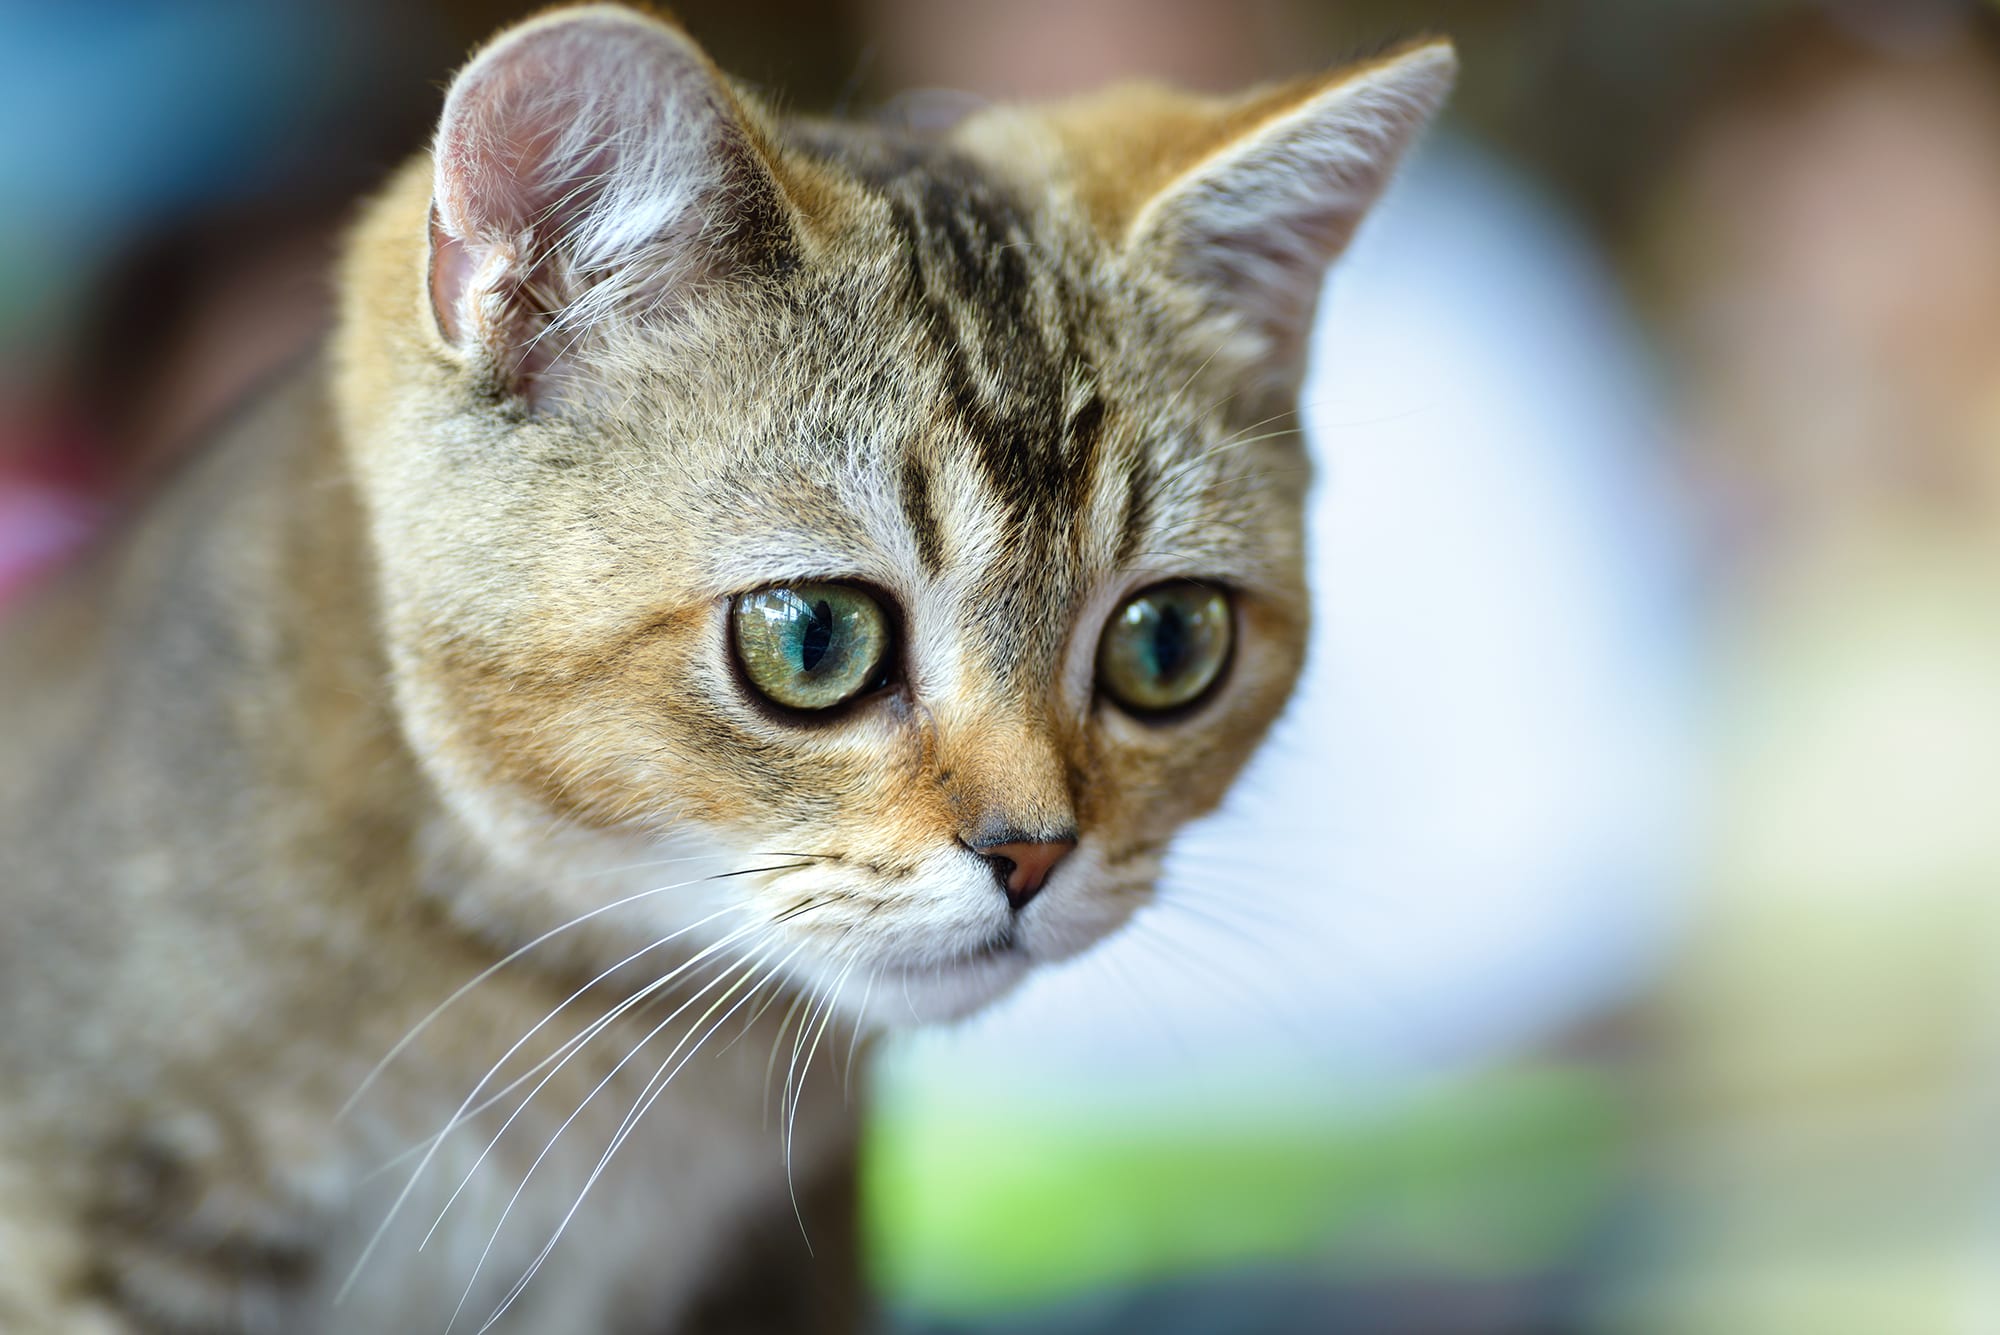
[972,835,1077,911]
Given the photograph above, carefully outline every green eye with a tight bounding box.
[731,582,892,711]
[1097,581,1232,715]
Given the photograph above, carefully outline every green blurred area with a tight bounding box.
[864,1066,1624,1319]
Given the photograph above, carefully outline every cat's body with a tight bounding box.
[0,8,1450,1331]
[0,365,863,1333]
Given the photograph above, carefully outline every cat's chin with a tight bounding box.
[868,947,1038,1025]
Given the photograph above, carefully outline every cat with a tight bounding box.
[0,6,1452,1332]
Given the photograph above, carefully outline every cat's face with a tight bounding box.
[337,5,1451,1020]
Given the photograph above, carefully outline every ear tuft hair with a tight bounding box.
[428,5,794,404]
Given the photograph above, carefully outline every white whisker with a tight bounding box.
[841,969,877,1101]
[337,863,810,1306]
[476,935,815,1333]
[444,931,794,1334]
[779,969,834,1172]
[418,915,773,1252]
[366,904,746,1185]
[763,982,818,1126]
[340,864,803,1121]
[783,955,853,1251]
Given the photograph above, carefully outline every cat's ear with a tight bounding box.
[428,5,796,403]
[1125,42,1455,391]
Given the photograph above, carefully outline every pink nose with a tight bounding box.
[976,837,1076,911]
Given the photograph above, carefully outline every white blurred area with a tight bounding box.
[879,139,1698,1113]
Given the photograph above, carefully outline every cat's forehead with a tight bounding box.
[802,132,1252,541]
[827,131,1122,456]
[668,229,1234,572]
[564,126,1287,668]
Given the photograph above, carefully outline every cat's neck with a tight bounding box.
[4,360,527,970]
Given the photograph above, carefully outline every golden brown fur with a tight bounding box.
[0,7,1451,1331]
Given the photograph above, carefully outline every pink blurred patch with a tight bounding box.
[0,411,110,609]
[0,481,99,607]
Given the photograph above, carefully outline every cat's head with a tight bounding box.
[336,5,1451,1020]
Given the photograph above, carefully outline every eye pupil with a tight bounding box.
[1152,604,1189,680]
[800,599,833,672]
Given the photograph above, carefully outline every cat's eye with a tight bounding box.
[1097,581,1233,716]
[731,582,892,712]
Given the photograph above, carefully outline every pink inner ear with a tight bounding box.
[431,10,739,263]
[428,212,476,345]
[426,207,562,394]
[433,17,625,245]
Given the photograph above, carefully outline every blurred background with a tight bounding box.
[5,1,1998,1331]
